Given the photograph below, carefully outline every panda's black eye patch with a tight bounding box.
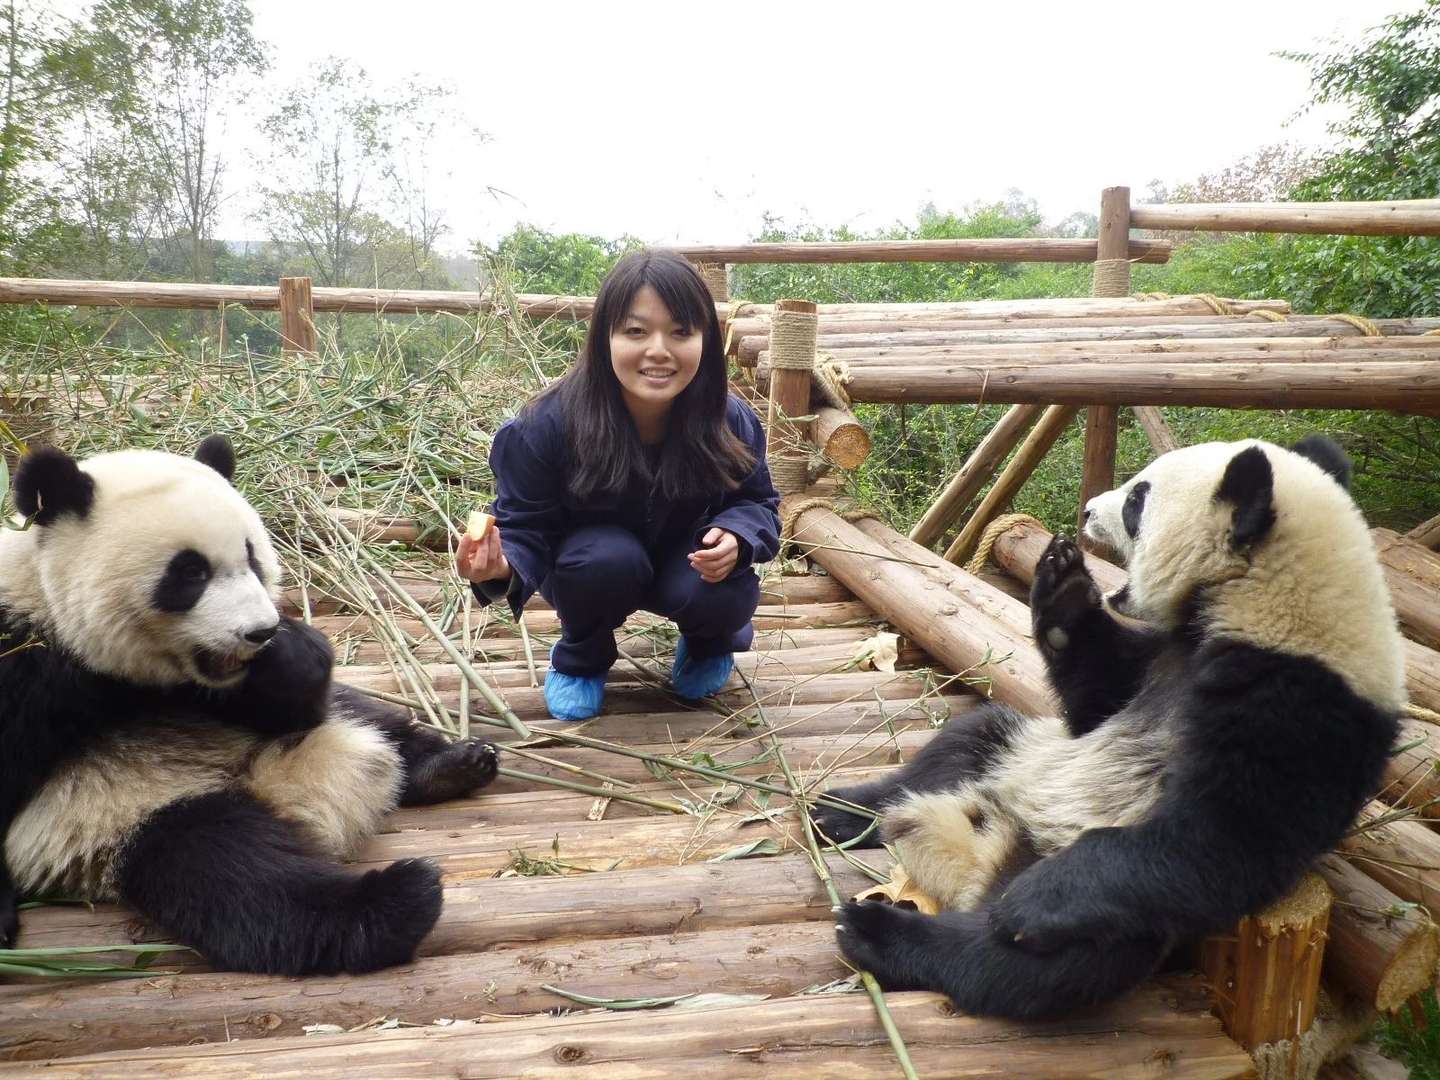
[154,549,212,613]
[246,540,265,583]
[1122,482,1150,539]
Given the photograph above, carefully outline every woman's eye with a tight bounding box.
[673,328,693,338]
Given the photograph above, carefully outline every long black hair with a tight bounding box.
[530,249,754,502]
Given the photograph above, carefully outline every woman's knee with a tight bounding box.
[661,566,760,631]
[549,526,653,603]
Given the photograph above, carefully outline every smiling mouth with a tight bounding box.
[639,369,676,381]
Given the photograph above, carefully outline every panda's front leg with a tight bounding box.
[220,618,334,735]
[1030,535,1162,736]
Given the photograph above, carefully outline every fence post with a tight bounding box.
[1078,187,1128,546]
[691,261,730,303]
[766,299,817,494]
[279,276,317,357]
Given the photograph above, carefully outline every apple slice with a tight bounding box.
[465,511,495,542]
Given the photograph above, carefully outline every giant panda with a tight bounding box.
[0,437,500,975]
[813,435,1403,1019]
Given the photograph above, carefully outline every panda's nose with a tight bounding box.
[244,624,278,646]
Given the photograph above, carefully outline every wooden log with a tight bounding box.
[1199,873,1331,1054]
[768,360,1440,412]
[0,277,598,320]
[669,237,1173,264]
[689,260,728,302]
[0,922,855,1060]
[1133,405,1179,454]
[1406,639,1440,716]
[781,499,1054,715]
[1372,529,1440,652]
[908,404,1045,550]
[1078,405,1118,553]
[1408,511,1440,550]
[943,405,1079,565]
[1314,853,1440,1011]
[1340,800,1440,914]
[1377,720,1440,817]
[512,600,877,637]
[1,980,1253,1079]
[767,299,817,493]
[277,276,315,357]
[811,405,871,468]
[759,335,1440,364]
[14,853,873,972]
[1131,201,1440,237]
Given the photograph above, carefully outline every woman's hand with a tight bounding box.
[456,525,511,584]
[689,528,740,583]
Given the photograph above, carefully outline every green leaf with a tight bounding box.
[707,838,782,862]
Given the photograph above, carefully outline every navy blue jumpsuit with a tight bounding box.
[474,392,782,677]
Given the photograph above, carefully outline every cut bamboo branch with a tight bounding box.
[908,404,1044,550]
[0,981,1251,1078]
[782,499,1054,715]
[1130,201,1440,237]
[1198,873,1331,1053]
[1314,853,1440,1012]
[943,405,1079,565]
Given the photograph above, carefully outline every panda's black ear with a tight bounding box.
[194,435,235,482]
[1289,434,1352,490]
[13,447,95,525]
[1215,445,1276,551]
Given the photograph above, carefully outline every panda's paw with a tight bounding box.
[810,786,883,847]
[249,619,334,701]
[1030,535,1102,653]
[989,874,1101,954]
[836,901,928,990]
[405,739,500,805]
[339,858,444,973]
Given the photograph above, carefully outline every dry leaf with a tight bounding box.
[852,864,942,915]
[851,631,900,673]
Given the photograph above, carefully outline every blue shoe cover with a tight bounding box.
[670,638,735,700]
[544,648,605,721]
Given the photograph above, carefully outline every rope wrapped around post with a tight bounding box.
[766,300,819,494]
[1090,258,1131,298]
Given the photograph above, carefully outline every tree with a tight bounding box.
[87,0,266,282]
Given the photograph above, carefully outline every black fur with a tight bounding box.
[1028,535,1165,735]
[1290,434,1352,489]
[152,550,213,613]
[115,790,443,975]
[1215,446,1276,550]
[13,447,94,525]
[193,434,236,481]
[1121,481,1149,540]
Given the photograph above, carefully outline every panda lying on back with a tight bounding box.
[0,437,500,975]
[814,436,1403,1019]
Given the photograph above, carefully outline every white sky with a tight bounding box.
[219,0,1409,251]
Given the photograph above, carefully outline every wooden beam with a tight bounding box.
[1407,510,1440,551]
[1133,405,1179,454]
[669,237,1172,264]
[943,406,1079,565]
[1078,188,1128,549]
[766,299,818,493]
[908,405,1045,550]
[0,981,1252,1078]
[759,360,1440,412]
[811,405,871,468]
[1131,201,1440,237]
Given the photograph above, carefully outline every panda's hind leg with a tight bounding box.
[116,790,442,976]
[331,683,499,805]
[881,789,1021,910]
[810,703,1029,848]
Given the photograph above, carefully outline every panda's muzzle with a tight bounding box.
[192,643,262,683]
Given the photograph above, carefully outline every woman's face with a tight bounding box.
[609,285,704,421]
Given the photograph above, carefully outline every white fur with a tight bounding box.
[0,449,283,687]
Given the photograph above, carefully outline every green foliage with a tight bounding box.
[1375,990,1440,1080]
[480,225,639,295]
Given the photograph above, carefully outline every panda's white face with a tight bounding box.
[2,446,283,689]
[1082,438,1405,711]
[1082,441,1257,625]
